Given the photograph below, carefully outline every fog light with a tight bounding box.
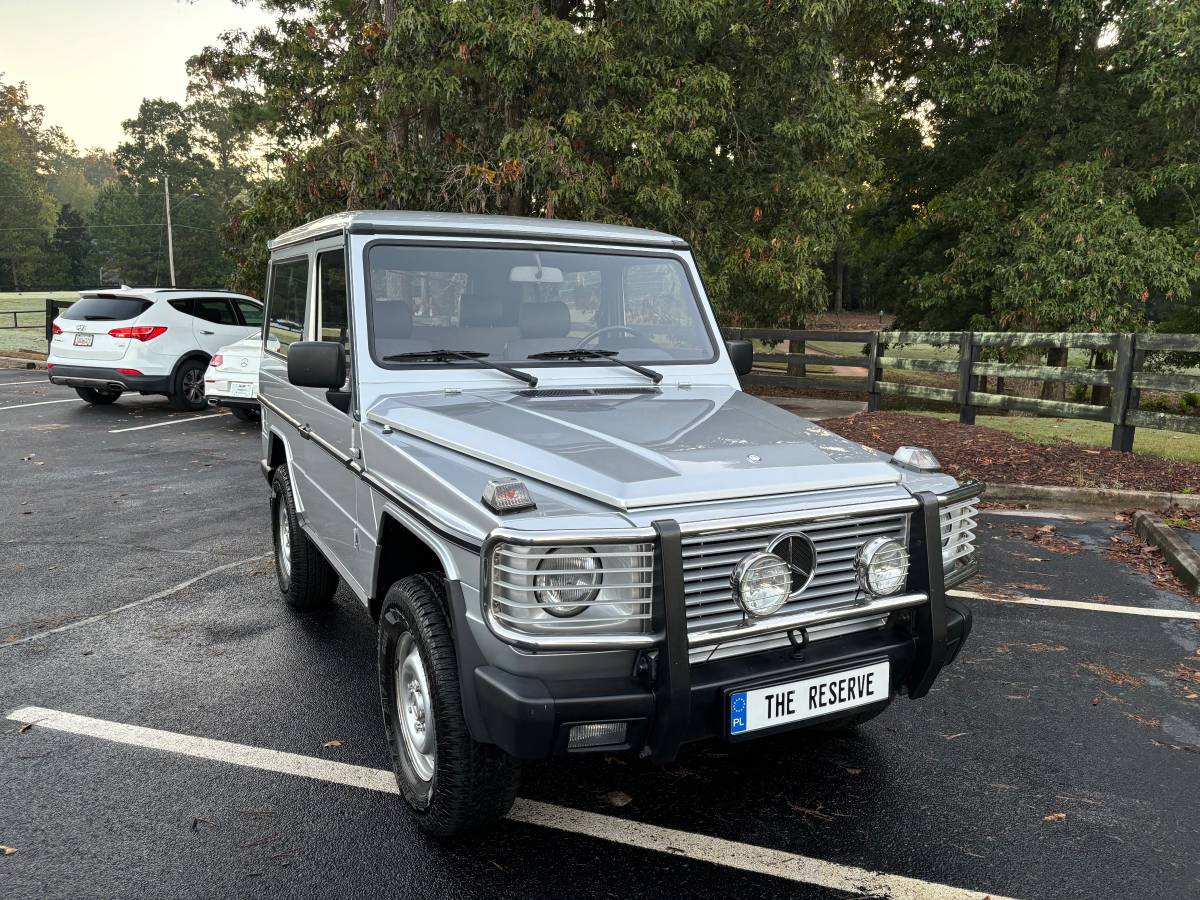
[567,722,627,750]
[855,537,910,596]
[730,551,792,617]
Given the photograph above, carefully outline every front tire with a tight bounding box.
[170,359,207,411]
[378,574,520,836]
[271,464,338,609]
[75,386,120,405]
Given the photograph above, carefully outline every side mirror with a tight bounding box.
[726,339,753,377]
[287,341,346,389]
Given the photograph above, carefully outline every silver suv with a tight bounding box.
[257,211,981,836]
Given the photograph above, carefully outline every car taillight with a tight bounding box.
[211,354,223,367]
[109,325,167,341]
[52,323,63,335]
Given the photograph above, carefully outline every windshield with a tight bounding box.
[366,245,715,367]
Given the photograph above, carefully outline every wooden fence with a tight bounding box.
[721,327,1200,452]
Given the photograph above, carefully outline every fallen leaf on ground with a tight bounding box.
[1043,813,1067,822]
[17,723,32,733]
[322,740,342,749]
[605,791,633,808]
[1080,662,1144,688]
[1,846,15,855]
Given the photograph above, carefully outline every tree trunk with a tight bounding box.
[833,246,844,314]
[1041,348,1069,401]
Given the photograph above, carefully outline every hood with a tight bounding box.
[366,385,899,511]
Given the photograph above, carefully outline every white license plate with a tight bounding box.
[231,382,253,398]
[729,660,889,735]
[73,334,93,347]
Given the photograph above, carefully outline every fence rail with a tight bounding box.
[722,326,1200,451]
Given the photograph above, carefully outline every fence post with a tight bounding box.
[1110,333,1137,452]
[866,331,881,411]
[957,332,978,424]
[787,335,806,378]
[44,298,56,344]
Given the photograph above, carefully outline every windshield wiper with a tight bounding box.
[526,349,663,384]
[383,349,538,388]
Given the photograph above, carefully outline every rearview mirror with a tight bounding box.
[509,265,564,283]
[287,341,346,390]
[726,339,753,377]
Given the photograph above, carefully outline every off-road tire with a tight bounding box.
[271,463,338,609]
[74,386,120,405]
[169,359,207,411]
[378,574,520,836]
[230,405,260,423]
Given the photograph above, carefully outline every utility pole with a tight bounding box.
[163,174,176,287]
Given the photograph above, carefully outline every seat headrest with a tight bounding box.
[374,299,414,338]
[460,294,504,327]
[519,301,571,339]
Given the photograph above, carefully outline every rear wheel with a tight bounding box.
[230,405,260,423]
[271,464,338,609]
[169,359,207,411]
[74,386,120,405]
[379,575,520,836]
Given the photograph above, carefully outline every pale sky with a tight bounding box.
[1,0,276,151]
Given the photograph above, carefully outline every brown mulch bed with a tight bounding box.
[821,411,1200,493]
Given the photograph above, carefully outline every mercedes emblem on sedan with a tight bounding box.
[766,531,818,596]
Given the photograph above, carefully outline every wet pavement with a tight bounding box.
[1,367,1197,899]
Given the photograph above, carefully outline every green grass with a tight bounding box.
[921,410,1200,466]
[0,292,79,355]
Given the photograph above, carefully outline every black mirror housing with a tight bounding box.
[287,341,346,390]
[726,339,753,377]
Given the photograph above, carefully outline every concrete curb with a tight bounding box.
[0,355,47,370]
[1131,511,1200,596]
[984,482,1200,514]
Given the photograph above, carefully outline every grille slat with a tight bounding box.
[680,511,909,661]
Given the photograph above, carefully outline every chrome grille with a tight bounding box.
[681,512,909,661]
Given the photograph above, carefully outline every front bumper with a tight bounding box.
[458,488,978,762]
[48,364,171,394]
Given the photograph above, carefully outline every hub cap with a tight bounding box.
[277,500,291,582]
[182,369,204,404]
[396,633,436,782]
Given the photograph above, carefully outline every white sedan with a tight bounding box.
[204,333,274,422]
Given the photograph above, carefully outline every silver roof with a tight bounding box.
[267,210,688,251]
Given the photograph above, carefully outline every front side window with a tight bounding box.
[235,299,263,327]
[266,258,309,355]
[365,245,714,366]
[318,250,350,353]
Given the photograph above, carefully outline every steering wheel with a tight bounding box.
[575,325,655,349]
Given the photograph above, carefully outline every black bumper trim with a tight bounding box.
[648,519,690,763]
[907,491,949,698]
[208,397,259,410]
[48,364,171,394]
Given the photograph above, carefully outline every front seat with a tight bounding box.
[373,299,432,358]
[504,301,576,359]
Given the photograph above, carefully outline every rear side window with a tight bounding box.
[169,299,194,316]
[266,259,309,354]
[194,298,240,325]
[61,297,152,322]
[235,299,263,327]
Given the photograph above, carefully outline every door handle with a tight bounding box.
[200,329,215,335]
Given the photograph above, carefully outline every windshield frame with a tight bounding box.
[361,239,720,373]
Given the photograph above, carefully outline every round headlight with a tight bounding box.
[855,537,909,596]
[731,551,793,618]
[534,548,601,617]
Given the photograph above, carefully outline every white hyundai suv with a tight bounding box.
[48,288,263,410]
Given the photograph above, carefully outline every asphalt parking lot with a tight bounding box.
[2,365,1198,900]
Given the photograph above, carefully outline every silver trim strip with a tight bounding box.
[687,591,927,648]
[676,496,919,537]
[938,479,985,505]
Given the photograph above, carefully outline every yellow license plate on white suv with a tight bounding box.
[728,661,889,735]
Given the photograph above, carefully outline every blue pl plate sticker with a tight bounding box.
[729,691,748,734]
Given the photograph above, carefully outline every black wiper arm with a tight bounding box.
[383,349,538,387]
[527,349,663,384]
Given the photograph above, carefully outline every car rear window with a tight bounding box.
[61,296,153,322]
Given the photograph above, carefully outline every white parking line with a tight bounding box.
[108,412,227,433]
[950,588,1200,621]
[0,398,80,411]
[0,554,270,649]
[0,378,48,386]
[6,705,1011,900]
